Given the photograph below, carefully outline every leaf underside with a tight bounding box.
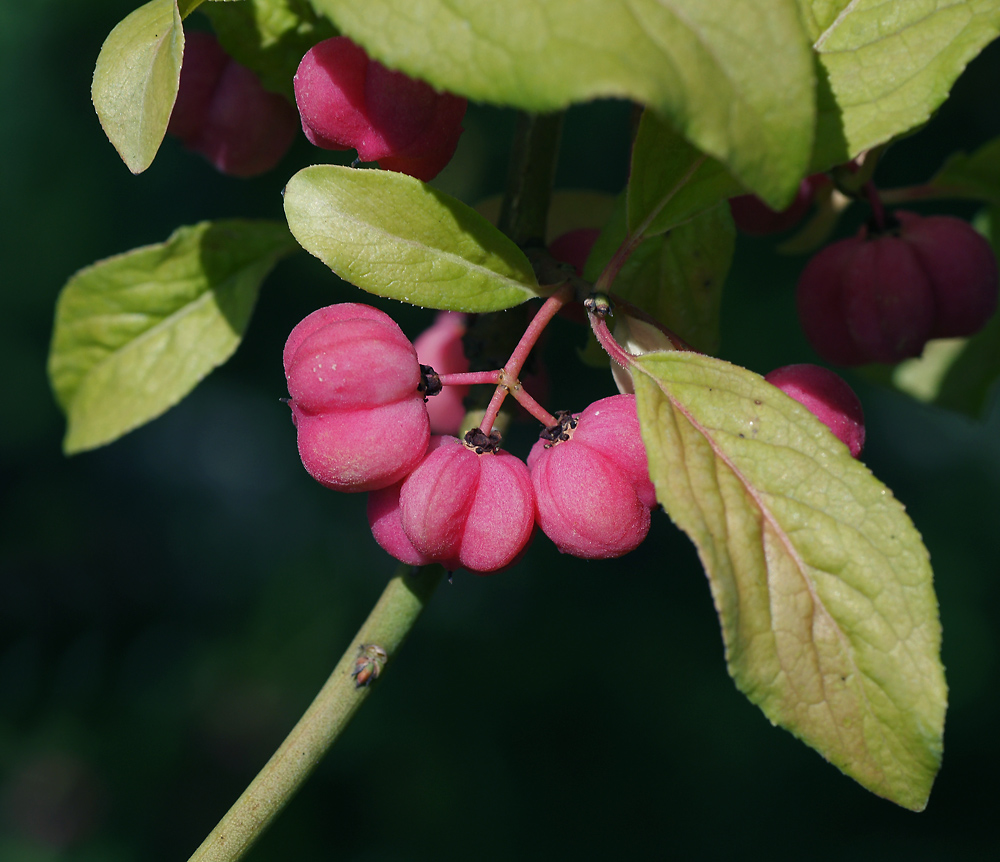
[632,350,946,811]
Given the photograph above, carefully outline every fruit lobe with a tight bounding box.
[168,31,298,177]
[764,364,865,458]
[294,36,467,181]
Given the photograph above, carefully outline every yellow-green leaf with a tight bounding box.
[633,350,946,810]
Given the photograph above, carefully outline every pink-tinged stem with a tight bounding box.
[479,285,574,434]
[589,311,638,370]
[865,181,886,231]
[508,380,558,427]
[438,370,502,387]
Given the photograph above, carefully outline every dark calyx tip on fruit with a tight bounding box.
[539,410,578,448]
[419,364,443,398]
[464,427,502,454]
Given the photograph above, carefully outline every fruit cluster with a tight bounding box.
[796,210,998,365]
[168,32,298,177]
[284,303,659,573]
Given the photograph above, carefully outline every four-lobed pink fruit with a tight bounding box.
[797,210,999,366]
[367,435,535,573]
[528,395,656,560]
[168,31,298,177]
[294,36,467,182]
[764,364,865,458]
[283,303,430,492]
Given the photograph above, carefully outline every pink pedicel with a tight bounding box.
[528,395,656,559]
[294,36,467,181]
[368,436,535,574]
[283,304,429,492]
[168,31,298,177]
[413,312,470,435]
[764,364,865,458]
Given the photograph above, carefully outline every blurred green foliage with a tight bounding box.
[2,2,999,860]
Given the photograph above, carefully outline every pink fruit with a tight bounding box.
[413,312,470,435]
[764,364,865,457]
[797,210,999,366]
[168,31,298,177]
[368,435,535,573]
[294,36,467,181]
[284,304,430,492]
[528,395,656,559]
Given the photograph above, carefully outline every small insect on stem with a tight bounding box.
[352,644,388,688]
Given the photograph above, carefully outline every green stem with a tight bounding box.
[497,112,564,245]
[187,564,444,862]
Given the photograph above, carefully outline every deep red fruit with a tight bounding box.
[294,36,467,182]
[797,211,999,366]
[549,228,601,276]
[764,364,865,458]
[168,32,298,177]
[893,211,998,338]
[413,312,469,435]
[730,175,827,236]
[283,304,430,492]
[367,436,535,573]
[528,395,656,559]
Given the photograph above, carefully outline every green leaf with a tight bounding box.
[628,111,744,238]
[202,0,338,99]
[311,0,815,207]
[613,204,734,354]
[930,135,1000,204]
[806,0,1000,170]
[632,350,946,810]
[92,0,184,174]
[283,165,541,311]
[49,220,298,454]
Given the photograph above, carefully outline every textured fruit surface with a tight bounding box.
[413,312,469,435]
[169,32,297,177]
[399,437,534,573]
[368,436,534,573]
[294,36,466,181]
[284,304,429,492]
[528,395,655,559]
[765,364,865,457]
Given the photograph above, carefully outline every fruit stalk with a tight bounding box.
[187,564,444,862]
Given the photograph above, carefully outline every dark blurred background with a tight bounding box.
[3,2,1000,860]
